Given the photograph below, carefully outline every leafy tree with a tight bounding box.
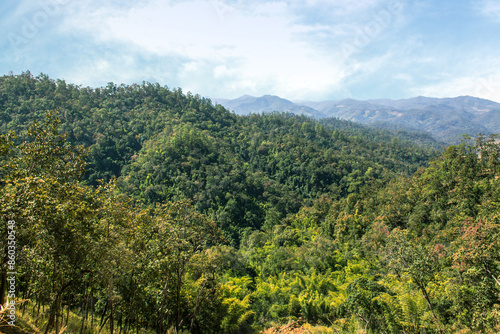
[383,228,444,332]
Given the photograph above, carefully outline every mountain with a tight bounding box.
[212,94,326,117]
[326,96,500,143]
[217,95,500,143]
[367,95,500,114]
[300,98,400,122]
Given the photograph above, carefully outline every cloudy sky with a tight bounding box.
[1,0,500,102]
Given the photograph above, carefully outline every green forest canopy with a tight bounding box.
[0,72,439,242]
[0,72,499,333]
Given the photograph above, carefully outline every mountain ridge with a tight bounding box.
[214,94,500,143]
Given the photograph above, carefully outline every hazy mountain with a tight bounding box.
[326,96,499,143]
[299,98,399,122]
[367,95,500,114]
[212,94,326,118]
[215,95,500,143]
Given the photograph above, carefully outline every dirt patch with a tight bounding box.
[261,320,311,334]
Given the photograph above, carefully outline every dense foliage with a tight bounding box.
[0,72,437,243]
[0,72,499,333]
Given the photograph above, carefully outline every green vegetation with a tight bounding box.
[0,72,499,333]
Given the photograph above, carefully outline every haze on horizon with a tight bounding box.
[1,0,500,103]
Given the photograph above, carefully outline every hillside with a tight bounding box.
[0,72,439,241]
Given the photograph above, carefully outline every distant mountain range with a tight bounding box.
[213,95,500,143]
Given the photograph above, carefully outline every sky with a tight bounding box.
[1,0,500,102]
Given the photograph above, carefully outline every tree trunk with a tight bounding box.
[45,292,62,334]
[109,281,115,334]
[0,237,9,307]
[0,269,7,306]
[158,276,170,334]
[80,284,89,334]
[416,281,442,334]
[110,296,114,334]
[91,290,95,331]
[55,296,60,334]
[189,278,208,332]
[176,254,181,331]
[66,292,70,327]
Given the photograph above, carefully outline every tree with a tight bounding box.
[0,131,16,306]
[383,228,444,332]
[0,111,97,334]
[453,218,500,287]
[145,201,224,333]
[343,277,387,332]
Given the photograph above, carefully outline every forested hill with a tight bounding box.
[0,72,439,241]
[1,72,500,333]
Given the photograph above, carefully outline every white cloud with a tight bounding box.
[56,0,353,99]
[406,50,500,103]
[476,0,500,21]
[296,0,388,16]
[0,0,410,100]
[5,0,497,103]
[393,73,413,82]
[414,74,500,103]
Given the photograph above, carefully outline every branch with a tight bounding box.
[482,260,500,287]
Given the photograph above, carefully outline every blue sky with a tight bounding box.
[1,0,500,102]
